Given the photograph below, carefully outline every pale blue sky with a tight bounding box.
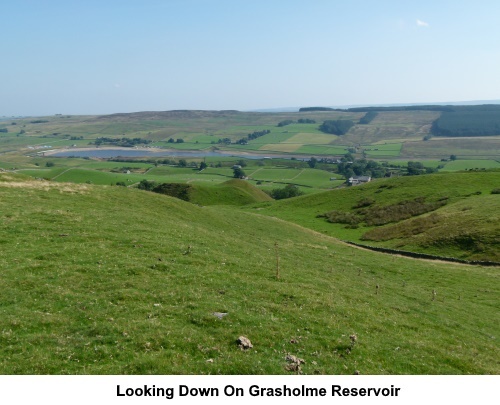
[2,0,499,115]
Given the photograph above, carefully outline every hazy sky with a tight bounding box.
[2,0,500,116]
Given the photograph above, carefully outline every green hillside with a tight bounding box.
[248,171,500,262]
[1,172,498,374]
[152,179,273,206]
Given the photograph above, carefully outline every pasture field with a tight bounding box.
[441,159,500,171]
[258,143,301,152]
[7,154,342,194]
[362,143,402,157]
[296,145,351,155]
[0,172,498,374]
[401,137,500,159]
[283,132,338,144]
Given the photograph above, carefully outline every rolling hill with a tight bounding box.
[247,171,500,262]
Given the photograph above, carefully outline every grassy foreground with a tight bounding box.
[0,173,498,374]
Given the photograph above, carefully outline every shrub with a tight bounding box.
[353,198,375,209]
[152,183,191,201]
[270,184,303,200]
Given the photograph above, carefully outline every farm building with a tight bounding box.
[348,176,371,186]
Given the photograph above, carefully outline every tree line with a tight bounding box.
[91,137,152,147]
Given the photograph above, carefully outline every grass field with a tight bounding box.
[362,143,402,157]
[441,159,500,171]
[401,138,500,159]
[0,172,498,374]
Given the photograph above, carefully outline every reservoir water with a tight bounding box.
[49,148,303,160]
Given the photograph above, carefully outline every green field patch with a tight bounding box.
[258,143,301,152]
[18,167,70,179]
[77,161,154,171]
[277,123,323,134]
[250,168,303,182]
[292,168,343,188]
[442,159,500,171]
[191,134,220,143]
[296,145,351,155]
[362,143,402,157]
[146,166,198,176]
[225,143,266,151]
[49,168,146,185]
[283,132,338,144]
[200,167,235,177]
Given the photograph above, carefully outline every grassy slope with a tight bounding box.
[187,179,273,206]
[0,173,498,375]
[247,171,500,261]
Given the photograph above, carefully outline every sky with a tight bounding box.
[2,0,500,116]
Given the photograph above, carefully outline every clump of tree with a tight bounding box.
[407,161,437,175]
[93,137,152,147]
[307,157,318,168]
[30,120,49,124]
[235,129,271,145]
[233,167,246,179]
[270,184,304,200]
[358,111,378,124]
[299,107,335,112]
[151,183,191,201]
[319,120,355,135]
[138,179,157,191]
[337,157,389,179]
[297,118,316,124]
[217,138,232,145]
[0,128,8,133]
[277,120,294,127]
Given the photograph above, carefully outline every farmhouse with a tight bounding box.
[348,176,371,186]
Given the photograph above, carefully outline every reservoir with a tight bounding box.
[48,148,307,160]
